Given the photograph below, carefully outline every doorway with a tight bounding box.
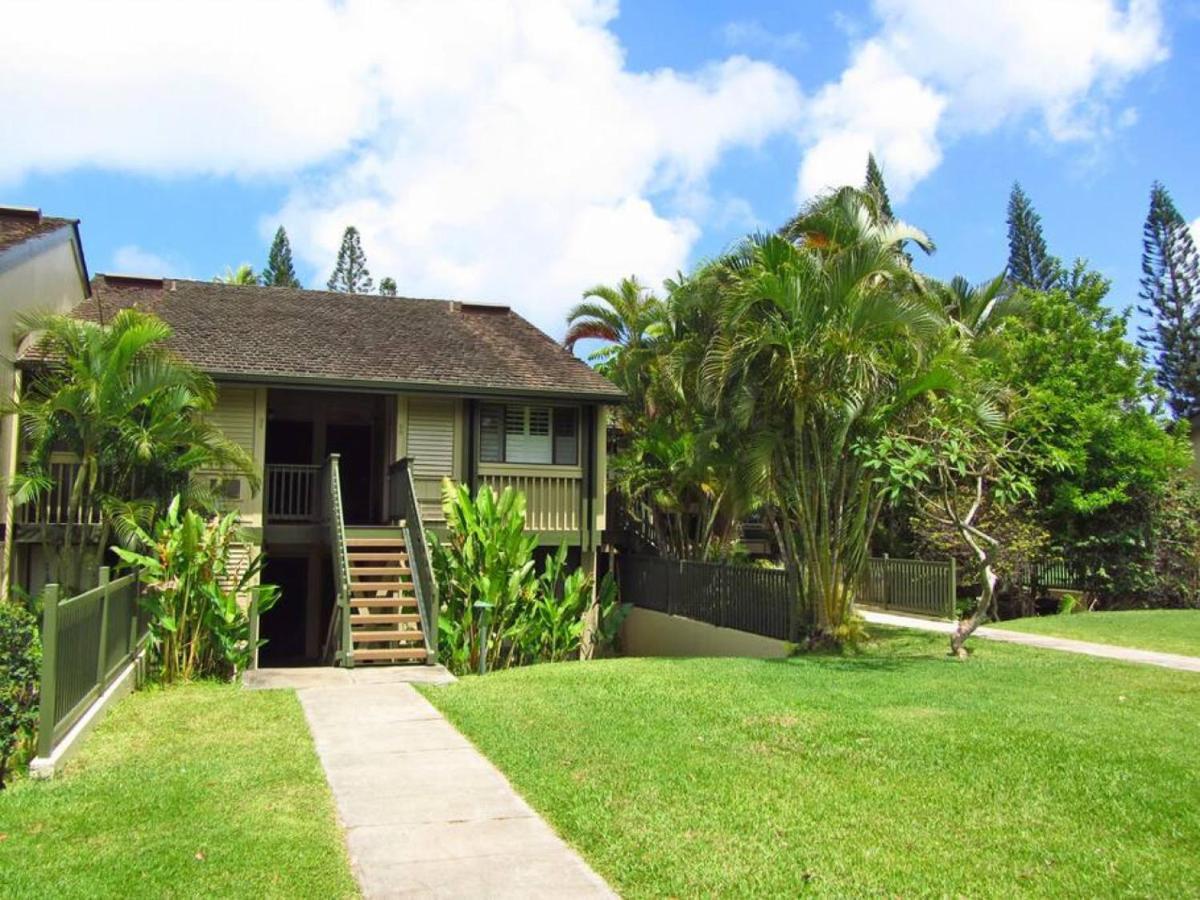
[259,555,310,666]
[326,422,374,524]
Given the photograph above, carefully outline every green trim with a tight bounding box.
[209,371,625,402]
[343,526,406,539]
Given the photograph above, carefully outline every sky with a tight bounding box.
[2,0,1197,342]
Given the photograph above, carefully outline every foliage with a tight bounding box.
[261,225,301,288]
[864,153,893,221]
[0,602,40,789]
[326,225,374,294]
[424,629,1200,898]
[7,309,257,593]
[430,482,626,675]
[112,497,278,682]
[707,188,942,640]
[1005,181,1061,291]
[0,684,357,896]
[985,276,1196,608]
[1137,180,1200,419]
[379,276,397,296]
[213,263,257,285]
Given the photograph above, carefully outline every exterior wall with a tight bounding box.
[0,234,88,598]
[399,395,462,522]
[204,384,267,530]
[620,606,791,659]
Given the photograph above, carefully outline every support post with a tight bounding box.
[95,566,111,687]
[37,584,60,759]
[947,556,957,619]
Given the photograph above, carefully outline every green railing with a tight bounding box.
[37,567,147,757]
[321,454,354,667]
[388,458,438,662]
[859,556,956,618]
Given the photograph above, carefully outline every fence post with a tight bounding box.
[36,584,60,759]
[882,554,890,610]
[947,557,957,618]
[248,591,260,671]
[95,566,111,687]
[128,576,140,657]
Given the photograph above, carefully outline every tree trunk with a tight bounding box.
[950,553,997,658]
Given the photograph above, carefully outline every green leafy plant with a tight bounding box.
[1057,593,1081,615]
[113,497,278,682]
[431,482,625,675]
[0,602,41,788]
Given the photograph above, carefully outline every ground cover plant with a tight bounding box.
[995,608,1200,657]
[423,628,1200,897]
[0,682,357,898]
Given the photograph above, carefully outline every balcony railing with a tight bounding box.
[265,464,321,522]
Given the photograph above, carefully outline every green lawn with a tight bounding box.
[994,609,1200,657]
[0,683,357,899]
[422,629,1200,898]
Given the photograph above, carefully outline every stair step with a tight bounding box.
[351,629,424,643]
[350,613,421,624]
[353,647,427,662]
[350,597,419,609]
[348,553,408,563]
[349,581,413,592]
[347,566,412,576]
[346,538,407,548]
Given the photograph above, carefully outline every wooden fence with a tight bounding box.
[37,567,148,758]
[860,556,957,618]
[619,555,799,640]
[619,553,958,640]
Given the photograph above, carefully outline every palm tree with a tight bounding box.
[214,264,257,285]
[8,309,256,591]
[704,188,946,640]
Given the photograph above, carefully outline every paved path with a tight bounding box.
[861,609,1200,673]
[247,667,615,899]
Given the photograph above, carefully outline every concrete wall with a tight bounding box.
[620,606,791,659]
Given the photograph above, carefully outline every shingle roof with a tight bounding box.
[38,276,623,400]
[0,207,76,254]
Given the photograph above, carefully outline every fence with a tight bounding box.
[37,567,148,758]
[619,555,798,641]
[619,553,958,640]
[860,556,957,618]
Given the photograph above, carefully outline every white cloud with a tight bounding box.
[111,245,176,277]
[721,20,807,55]
[1,0,802,335]
[798,0,1167,202]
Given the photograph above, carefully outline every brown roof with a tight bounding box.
[39,276,622,400]
[0,207,77,254]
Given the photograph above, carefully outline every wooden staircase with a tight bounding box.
[345,528,428,665]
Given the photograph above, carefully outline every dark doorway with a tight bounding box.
[326,422,374,523]
[259,556,310,665]
[266,419,315,465]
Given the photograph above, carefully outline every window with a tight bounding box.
[479,403,578,465]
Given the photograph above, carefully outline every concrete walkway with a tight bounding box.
[861,609,1200,673]
[246,667,616,899]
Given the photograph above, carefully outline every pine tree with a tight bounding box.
[1137,181,1200,418]
[864,153,893,220]
[327,226,374,294]
[261,226,301,288]
[379,277,397,297]
[1006,182,1061,291]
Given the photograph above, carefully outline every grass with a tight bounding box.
[421,629,1200,898]
[0,682,357,899]
[993,608,1200,657]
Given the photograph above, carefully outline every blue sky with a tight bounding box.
[3,1,1197,340]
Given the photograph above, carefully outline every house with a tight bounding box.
[0,207,91,597]
[8,264,622,667]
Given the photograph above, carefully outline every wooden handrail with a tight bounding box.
[320,455,355,667]
[388,458,438,661]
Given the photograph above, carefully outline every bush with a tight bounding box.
[0,603,41,788]
[113,497,278,682]
[431,481,628,675]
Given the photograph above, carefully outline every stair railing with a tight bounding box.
[321,454,355,668]
[388,458,438,663]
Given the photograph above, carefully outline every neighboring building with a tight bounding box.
[11,272,622,667]
[0,207,90,598]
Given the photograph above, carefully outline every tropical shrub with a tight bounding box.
[113,497,278,682]
[7,309,257,593]
[431,481,628,675]
[0,602,41,788]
